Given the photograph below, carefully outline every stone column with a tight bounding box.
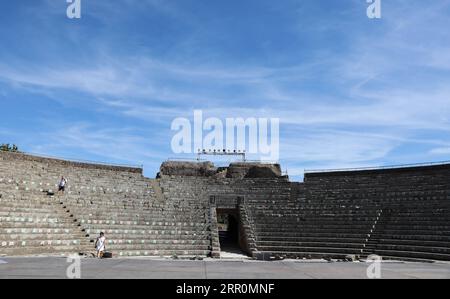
[238,197,258,258]
[209,196,221,258]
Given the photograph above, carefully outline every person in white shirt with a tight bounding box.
[95,232,106,259]
[58,176,67,195]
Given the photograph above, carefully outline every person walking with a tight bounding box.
[95,232,106,259]
[58,176,67,195]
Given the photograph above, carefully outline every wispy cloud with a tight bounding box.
[28,123,168,174]
[429,147,450,155]
[1,0,450,180]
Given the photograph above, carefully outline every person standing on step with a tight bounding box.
[58,176,67,195]
[95,232,106,259]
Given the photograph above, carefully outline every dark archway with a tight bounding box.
[217,210,247,256]
[219,214,238,246]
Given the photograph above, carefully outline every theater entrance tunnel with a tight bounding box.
[216,209,248,256]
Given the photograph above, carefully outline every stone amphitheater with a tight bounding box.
[0,151,449,262]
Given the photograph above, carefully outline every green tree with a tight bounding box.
[0,144,20,152]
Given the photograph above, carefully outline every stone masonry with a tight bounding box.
[1,151,449,261]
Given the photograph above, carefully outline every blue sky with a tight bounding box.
[1,0,450,180]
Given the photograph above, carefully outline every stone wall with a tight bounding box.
[159,161,216,177]
[0,151,142,174]
[0,152,210,257]
[226,162,282,179]
[296,164,450,261]
[2,150,449,261]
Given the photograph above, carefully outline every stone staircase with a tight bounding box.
[1,151,450,261]
[297,165,450,261]
[58,178,212,258]
[362,200,450,261]
[0,152,212,258]
[0,179,91,256]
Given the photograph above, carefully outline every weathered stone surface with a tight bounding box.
[226,163,282,179]
[2,257,450,279]
[159,161,217,177]
[0,151,142,174]
[1,151,450,262]
[0,152,211,257]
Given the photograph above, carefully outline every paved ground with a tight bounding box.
[0,257,449,279]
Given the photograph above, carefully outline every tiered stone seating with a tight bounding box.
[183,177,307,258]
[62,186,211,257]
[302,165,450,261]
[2,151,449,261]
[362,199,450,261]
[204,164,450,262]
[0,152,211,258]
[0,178,90,256]
[227,179,375,259]
[157,175,212,256]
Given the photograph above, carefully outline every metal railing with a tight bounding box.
[1,150,143,169]
[197,150,246,162]
[239,160,279,164]
[304,160,450,174]
[165,157,279,165]
[166,157,208,162]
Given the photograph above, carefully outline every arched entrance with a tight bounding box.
[217,209,247,256]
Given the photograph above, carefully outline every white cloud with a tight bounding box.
[2,0,450,181]
[429,147,450,155]
[28,123,168,167]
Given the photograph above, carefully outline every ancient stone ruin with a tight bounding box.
[1,151,449,261]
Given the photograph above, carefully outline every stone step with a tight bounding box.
[0,228,80,234]
[0,207,63,214]
[255,231,369,238]
[257,241,364,249]
[0,216,74,224]
[255,225,372,231]
[70,213,208,221]
[256,246,362,255]
[0,239,85,247]
[374,224,450,229]
[101,244,210,251]
[364,243,450,254]
[252,209,383,214]
[102,239,210,246]
[71,212,208,218]
[78,219,207,226]
[258,236,365,243]
[66,209,207,217]
[81,224,209,231]
[369,229,450,235]
[378,218,450,222]
[253,251,354,260]
[367,239,450,248]
[65,205,206,213]
[0,246,91,257]
[253,219,377,225]
[0,212,72,219]
[87,234,210,241]
[85,228,210,236]
[362,249,450,261]
[0,223,82,229]
[115,249,210,257]
[368,234,450,241]
[0,199,59,206]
